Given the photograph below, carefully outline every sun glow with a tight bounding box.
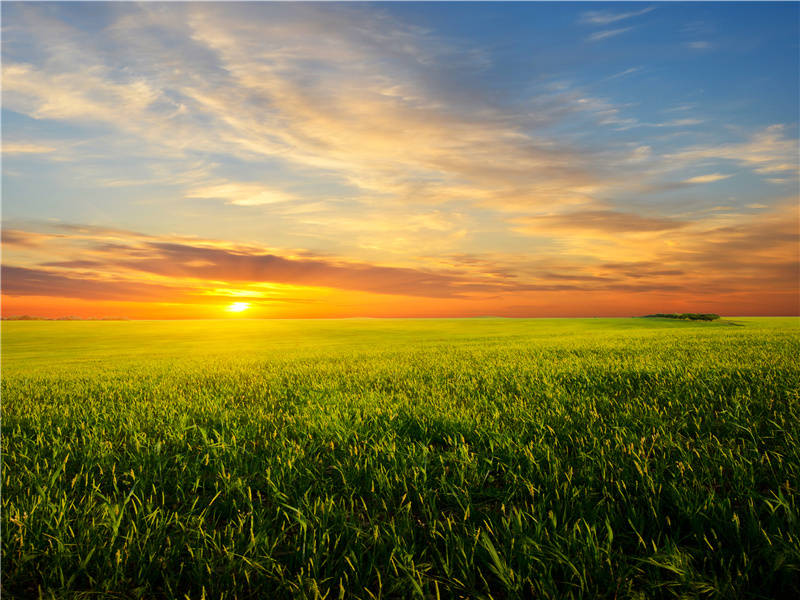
[226,302,251,313]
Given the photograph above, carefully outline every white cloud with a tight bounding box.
[626,145,652,163]
[588,27,634,42]
[664,104,696,113]
[665,118,704,127]
[683,173,731,184]
[666,125,799,177]
[2,142,57,155]
[185,183,296,206]
[607,67,643,80]
[2,64,160,124]
[580,7,655,26]
[754,164,797,174]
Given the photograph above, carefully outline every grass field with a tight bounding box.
[2,317,799,599]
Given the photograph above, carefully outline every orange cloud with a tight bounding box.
[3,201,797,318]
[513,210,688,234]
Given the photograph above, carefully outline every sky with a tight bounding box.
[2,1,798,319]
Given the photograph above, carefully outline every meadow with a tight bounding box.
[2,317,799,599]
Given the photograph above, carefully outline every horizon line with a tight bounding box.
[3,315,799,322]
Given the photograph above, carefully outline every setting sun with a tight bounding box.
[226,302,251,313]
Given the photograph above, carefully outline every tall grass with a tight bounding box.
[3,318,799,598]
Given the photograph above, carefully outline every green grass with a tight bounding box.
[2,317,799,599]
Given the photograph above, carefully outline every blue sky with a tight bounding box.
[2,2,798,317]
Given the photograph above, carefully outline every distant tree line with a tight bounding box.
[643,313,720,321]
[1,315,129,321]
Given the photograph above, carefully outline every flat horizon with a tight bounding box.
[4,314,799,321]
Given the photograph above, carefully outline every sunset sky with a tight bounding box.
[2,1,798,318]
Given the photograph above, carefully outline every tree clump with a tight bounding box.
[644,313,720,321]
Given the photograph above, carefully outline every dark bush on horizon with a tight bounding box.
[644,313,720,321]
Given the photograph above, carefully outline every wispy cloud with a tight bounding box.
[513,210,688,234]
[607,67,643,80]
[683,173,731,184]
[580,7,656,26]
[666,124,799,177]
[662,118,704,127]
[2,142,57,155]
[1,265,187,302]
[664,104,697,113]
[2,229,64,247]
[185,183,297,206]
[588,27,634,42]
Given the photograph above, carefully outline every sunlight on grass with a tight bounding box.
[2,318,798,598]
